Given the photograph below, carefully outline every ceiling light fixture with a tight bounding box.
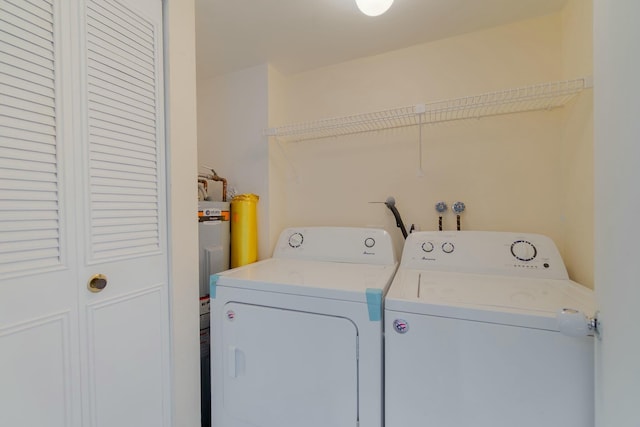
[355,0,394,17]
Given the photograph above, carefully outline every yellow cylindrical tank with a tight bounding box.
[230,194,259,268]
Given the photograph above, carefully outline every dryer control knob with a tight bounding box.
[442,242,454,254]
[421,242,434,252]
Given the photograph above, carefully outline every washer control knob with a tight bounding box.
[288,232,304,248]
[442,242,454,254]
[421,242,434,253]
[364,237,376,248]
[511,240,537,261]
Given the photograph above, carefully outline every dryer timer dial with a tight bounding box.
[288,232,304,248]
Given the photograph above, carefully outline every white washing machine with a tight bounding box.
[210,227,398,427]
[385,231,595,427]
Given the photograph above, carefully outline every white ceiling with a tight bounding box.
[195,0,568,79]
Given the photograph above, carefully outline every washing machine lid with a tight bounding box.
[214,258,398,303]
[385,269,595,331]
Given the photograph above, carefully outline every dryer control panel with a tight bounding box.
[273,227,397,266]
[400,231,568,279]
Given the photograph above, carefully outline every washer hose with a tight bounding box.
[384,196,408,239]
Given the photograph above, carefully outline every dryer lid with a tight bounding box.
[215,258,398,303]
[384,270,595,331]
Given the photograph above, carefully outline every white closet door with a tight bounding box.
[1,0,170,426]
[75,0,170,426]
[0,1,81,426]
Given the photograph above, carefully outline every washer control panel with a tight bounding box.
[401,231,568,279]
[274,227,396,266]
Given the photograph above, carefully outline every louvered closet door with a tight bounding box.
[1,1,169,426]
[75,0,170,426]
[0,1,82,427]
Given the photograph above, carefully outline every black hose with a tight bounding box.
[384,197,408,239]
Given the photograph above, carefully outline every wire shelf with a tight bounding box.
[265,77,592,142]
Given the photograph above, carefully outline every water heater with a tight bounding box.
[198,201,230,427]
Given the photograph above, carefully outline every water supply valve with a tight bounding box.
[452,201,465,215]
[452,201,465,231]
[435,201,447,231]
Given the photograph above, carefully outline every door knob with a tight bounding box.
[87,274,108,293]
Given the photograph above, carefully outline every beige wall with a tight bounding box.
[280,14,562,121]
[197,64,271,260]
[267,65,289,252]
[273,12,593,285]
[560,0,594,287]
[164,0,201,426]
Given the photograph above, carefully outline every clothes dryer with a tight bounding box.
[210,227,397,427]
[385,231,595,427]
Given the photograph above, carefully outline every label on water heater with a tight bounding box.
[198,208,230,222]
[202,208,222,216]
